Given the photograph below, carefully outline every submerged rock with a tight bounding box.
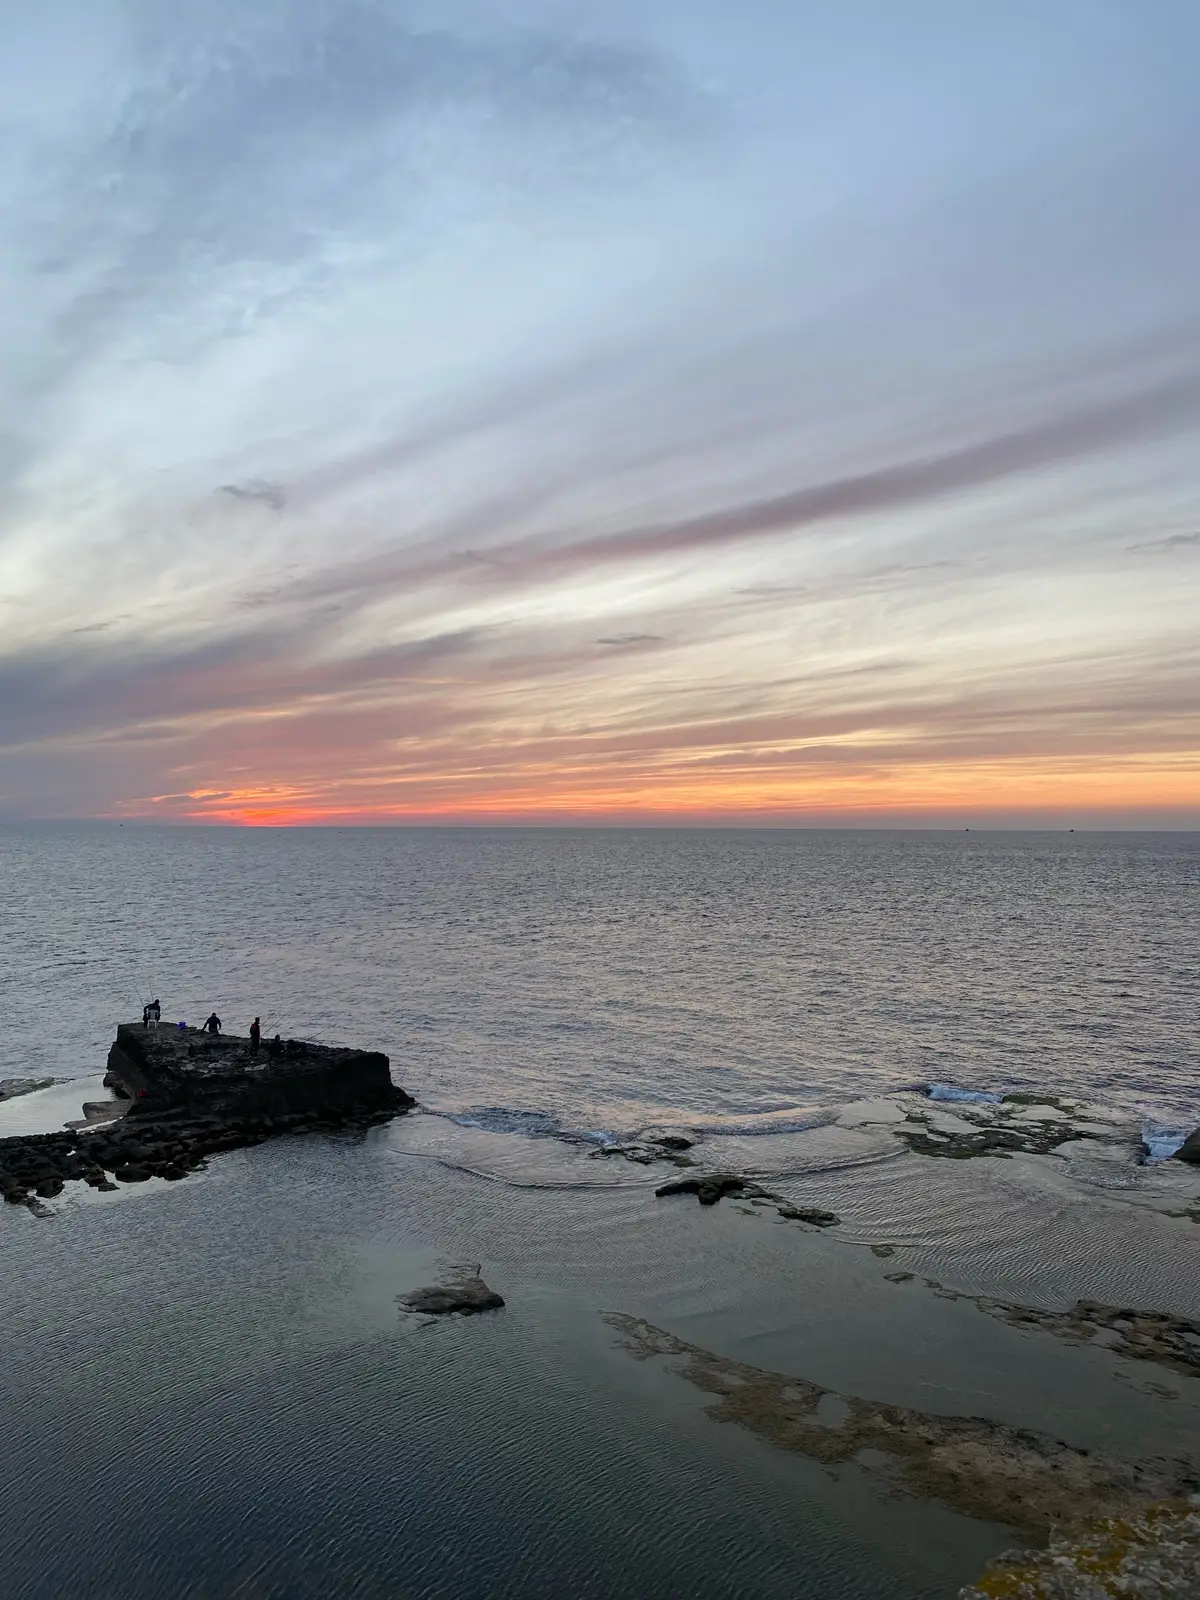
[896,1093,1152,1164]
[593,1140,695,1169]
[886,1280,1200,1381]
[836,1098,907,1129]
[605,1314,1200,1543]
[898,1121,1068,1159]
[776,1205,840,1227]
[0,1078,54,1102]
[1173,1129,1200,1164]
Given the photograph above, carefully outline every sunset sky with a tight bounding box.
[2,0,1198,826]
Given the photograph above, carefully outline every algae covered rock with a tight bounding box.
[959,1503,1200,1598]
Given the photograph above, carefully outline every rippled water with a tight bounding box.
[5,1127,1032,1600]
[3,825,1197,1129]
[4,826,1200,1599]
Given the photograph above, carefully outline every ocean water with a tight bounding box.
[3,825,1198,1130]
[4,826,1200,1600]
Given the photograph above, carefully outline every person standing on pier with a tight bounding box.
[249,1017,261,1056]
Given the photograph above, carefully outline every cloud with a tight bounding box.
[1128,529,1200,555]
[517,370,1200,578]
[220,481,287,512]
[1,1,1199,822]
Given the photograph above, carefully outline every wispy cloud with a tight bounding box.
[1,0,1199,822]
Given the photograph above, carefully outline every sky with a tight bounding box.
[1,0,1198,827]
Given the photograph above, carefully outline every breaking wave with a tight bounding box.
[1141,1123,1188,1162]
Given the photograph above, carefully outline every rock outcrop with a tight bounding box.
[1173,1129,1200,1164]
[104,1022,402,1120]
[400,1277,505,1317]
[0,1022,415,1213]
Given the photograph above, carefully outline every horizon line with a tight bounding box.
[3,817,1198,834]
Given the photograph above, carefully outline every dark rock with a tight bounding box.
[777,1205,840,1227]
[1173,1129,1200,1164]
[400,1277,505,1316]
[0,1021,416,1203]
[653,1135,694,1151]
[35,1177,64,1198]
[655,1176,702,1198]
[656,1173,746,1206]
[104,1021,413,1122]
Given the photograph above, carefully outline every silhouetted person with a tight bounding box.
[142,1003,152,1027]
[202,1012,222,1036]
[269,1033,282,1059]
[250,1017,261,1056]
[149,998,161,1027]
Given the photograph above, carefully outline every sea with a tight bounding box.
[4,826,1199,1133]
[2,826,1198,1599]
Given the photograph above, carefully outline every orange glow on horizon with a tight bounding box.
[120,752,1200,826]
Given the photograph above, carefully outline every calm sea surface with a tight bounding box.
[3,826,1197,1127]
[3,826,1199,1599]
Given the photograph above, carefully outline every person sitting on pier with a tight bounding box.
[202,1011,222,1036]
[249,1017,261,1056]
[143,1003,152,1027]
[269,1033,283,1059]
[149,998,161,1028]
